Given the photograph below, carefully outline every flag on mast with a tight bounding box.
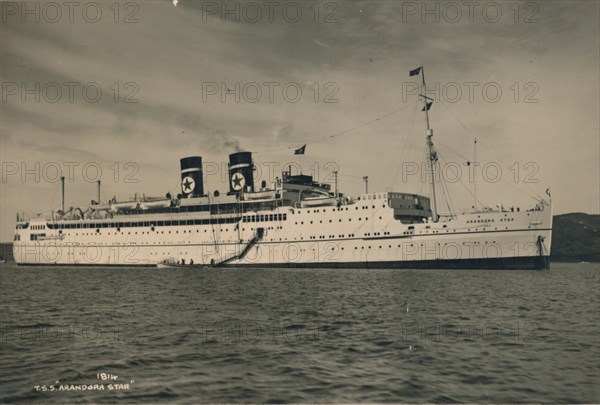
[422,101,433,111]
[294,145,306,155]
[409,66,422,76]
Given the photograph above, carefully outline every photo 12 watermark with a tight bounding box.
[195,320,338,344]
[0,321,140,344]
[401,160,541,185]
[379,320,538,344]
[1,1,140,24]
[400,1,539,24]
[201,81,339,104]
[1,82,140,104]
[203,160,339,186]
[12,243,142,265]
[198,1,339,23]
[1,161,140,184]
[402,81,540,104]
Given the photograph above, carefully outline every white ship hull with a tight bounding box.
[13,194,552,269]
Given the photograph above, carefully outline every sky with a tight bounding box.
[0,0,599,242]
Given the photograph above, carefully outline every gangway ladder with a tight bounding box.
[213,227,264,266]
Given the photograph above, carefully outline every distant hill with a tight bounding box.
[0,242,13,262]
[551,213,600,262]
[1,213,599,263]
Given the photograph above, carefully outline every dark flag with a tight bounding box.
[409,67,422,76]
[422,102,433,111]
[294,144,306,155]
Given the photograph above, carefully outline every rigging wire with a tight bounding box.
[49,181,59,211]
[434,160,453,217]
[438,153,466,217]
[375,99,418,183]
[439,153,485,209]
[438,174,454,217]
[337,173,366,179]
[436,140,543,203]
[439,101,544,201]
[434,138,471,162]
[390,101,419,191]
[331,95,419,196]
[253,102,418,155]
[416,148,428,196]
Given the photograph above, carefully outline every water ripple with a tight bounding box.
[0,263,598,403]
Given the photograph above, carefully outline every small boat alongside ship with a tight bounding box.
[157,257,210,269]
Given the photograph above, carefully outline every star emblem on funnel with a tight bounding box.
[231,172,245,191]
[181,176,195,193]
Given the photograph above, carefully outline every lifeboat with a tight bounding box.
[139,199,171,209]
[242,189,277,201]
[299,196,337,207]
[110,201,139,212]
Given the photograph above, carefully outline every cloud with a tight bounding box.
[275,122,293,140]
[312,38,332,49]
[0,0,598,241]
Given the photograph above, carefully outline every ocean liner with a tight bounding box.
[12,68,553,269]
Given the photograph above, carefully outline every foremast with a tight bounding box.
[412,66,439,222]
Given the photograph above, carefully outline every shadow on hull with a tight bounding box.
[221,256,551,270]
[15,256,550,270]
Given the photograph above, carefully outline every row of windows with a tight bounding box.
[358,193,388,200]
[389,194,419,201]
[119,205,211,215]
[352,240,498,250]
[309,233,356,240]
[365,232,391,237]
[297,205,389,214]
[109,239,498,255]
[47,217,242,230]
[31,225,46,230]
[295,215,384,225]
[301,206,369,214]
[118,201,278,215]
[242,214,287,222]
[359,205,385,210]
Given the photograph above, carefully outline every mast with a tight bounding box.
[333,170,339,198]
[473,138,477,211]
[419,67,438,222]
[60,176,65,214]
